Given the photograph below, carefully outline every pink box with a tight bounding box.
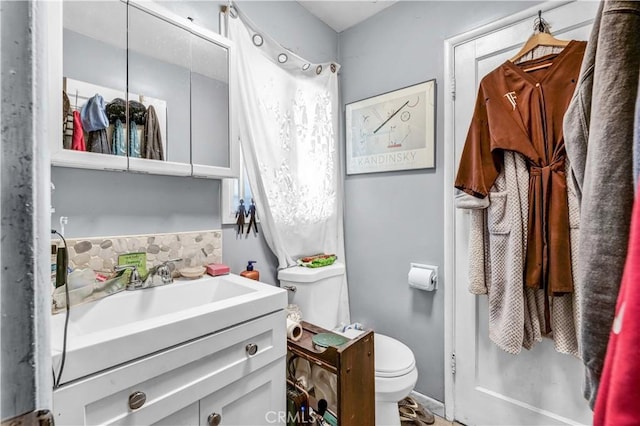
[206,263,230,276]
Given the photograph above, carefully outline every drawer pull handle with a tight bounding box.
[128,391,146,410]
[207,412,222,426]
[246,343,258,356]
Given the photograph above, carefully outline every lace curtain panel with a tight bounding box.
[227,6,350,325]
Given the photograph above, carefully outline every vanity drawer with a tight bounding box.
[53,310,286,425]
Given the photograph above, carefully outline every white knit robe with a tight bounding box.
[456,152,581,356]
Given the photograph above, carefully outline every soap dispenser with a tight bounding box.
[240,261,259,281]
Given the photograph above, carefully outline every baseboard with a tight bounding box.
[410,390,445,418]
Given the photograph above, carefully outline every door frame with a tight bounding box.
[1,0,54,421]
[442,1,575,421]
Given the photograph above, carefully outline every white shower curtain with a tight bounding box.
[227,6,350,326]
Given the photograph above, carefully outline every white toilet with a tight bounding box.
[278,262,418,426]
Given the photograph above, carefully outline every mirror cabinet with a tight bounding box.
[49,0,238,179]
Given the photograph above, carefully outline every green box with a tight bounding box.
[118,252,148,277]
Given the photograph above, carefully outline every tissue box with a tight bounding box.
[206,263,230,277]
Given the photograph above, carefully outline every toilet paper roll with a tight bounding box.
[287,318,303,341]
[408,265,437,291]
[292,357,313,391]
[311,365,337,411]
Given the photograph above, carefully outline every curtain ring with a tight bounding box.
[252,34,264,46]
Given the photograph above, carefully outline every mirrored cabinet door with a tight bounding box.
[191,34,230,172]
[191,28,238,179]
[55,0,128,170]
[50,1,238,178]
[126,4,192,176]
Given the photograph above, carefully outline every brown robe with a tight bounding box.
[455,41,586,329]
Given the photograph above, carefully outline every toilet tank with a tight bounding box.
[278,262,345,330]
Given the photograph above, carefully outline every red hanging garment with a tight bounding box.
[71,110,86,151]
[594,185,640,425]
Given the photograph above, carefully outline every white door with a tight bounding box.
[447,2,599,425]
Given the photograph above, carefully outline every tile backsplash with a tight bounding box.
[51,230,223,312]
[59,230,222,274]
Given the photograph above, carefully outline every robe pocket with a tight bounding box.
[487,191,510,235]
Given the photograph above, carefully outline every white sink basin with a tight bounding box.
[51,274,286,384]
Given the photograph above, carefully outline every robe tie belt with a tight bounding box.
[526,155,574,294]
[526,155,574,334]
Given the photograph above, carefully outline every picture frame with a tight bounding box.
[345,79,436,175]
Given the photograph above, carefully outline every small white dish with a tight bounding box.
[179,266,206,279]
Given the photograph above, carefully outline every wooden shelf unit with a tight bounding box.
[287,321,375,425]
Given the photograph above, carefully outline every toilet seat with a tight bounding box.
[375,334,416,378]
[333,329,417,377]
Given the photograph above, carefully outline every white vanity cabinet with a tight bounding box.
[198,360,285,426]
[48,1,239,179]
[52,311,286,425]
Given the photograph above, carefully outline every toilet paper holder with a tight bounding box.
[408,263,438,291]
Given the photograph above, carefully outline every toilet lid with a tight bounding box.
[277,262,345,283]
[375,334,416,378]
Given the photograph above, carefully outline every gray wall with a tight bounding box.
[339,1,537,401]
[53,1,338,287]
[192,73,229,168]
[127,52,191,164]
[51,168,221,236]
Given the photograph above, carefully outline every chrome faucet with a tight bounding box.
[115,258,182,291]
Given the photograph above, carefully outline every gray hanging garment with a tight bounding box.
[112,118,126,156]
[129,120,141,158]
[143,105,164,160]
[87,129,111,154]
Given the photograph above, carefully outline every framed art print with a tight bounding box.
[345,80,436,175]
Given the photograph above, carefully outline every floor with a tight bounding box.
[409,392,464,426]
[432,414,464,426]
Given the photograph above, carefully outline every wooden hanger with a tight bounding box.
[509,11,570,64]
[522,58,555,73]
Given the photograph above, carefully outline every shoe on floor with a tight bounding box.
[399,406,423,425]
[398,397,435,425]
[399,396,419,410]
